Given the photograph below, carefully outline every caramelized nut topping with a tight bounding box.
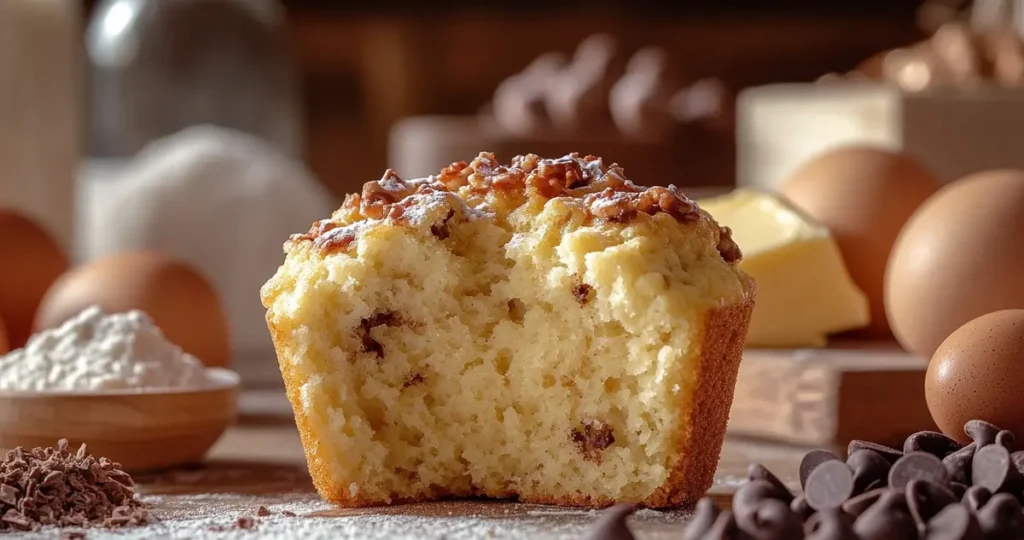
[357,311,401,359]
[586,185,700,224]
[361,170,414,219]
[587,189,639,223]
[538,156,587,189]
[637,186,699,221]
[571,420,616,462]
[716,226,743,263]
[313,228,357,255]
[288,152,716,255]
[290,219,339,244]
[439,161,469,177]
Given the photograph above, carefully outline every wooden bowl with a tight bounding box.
[0,368,239,472]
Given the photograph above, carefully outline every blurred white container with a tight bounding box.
[737,82,1024,190]
[78,127,335,387]
[0,0,82,250]
[86,0,302,159]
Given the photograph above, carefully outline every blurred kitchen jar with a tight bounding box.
[0,1,82,251]
[86,0,302,158]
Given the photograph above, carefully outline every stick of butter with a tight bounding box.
[699,189,869,347]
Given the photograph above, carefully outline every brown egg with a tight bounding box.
[926,310,1024,443]
[34,251,231,368]
[0,210,70,348]
[886,170,1024,358]
[780,146,940,337]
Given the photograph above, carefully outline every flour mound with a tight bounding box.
[0,306,209,392]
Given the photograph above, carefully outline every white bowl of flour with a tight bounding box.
[0,306,239,470]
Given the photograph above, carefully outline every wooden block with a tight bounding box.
[727,343,938,452]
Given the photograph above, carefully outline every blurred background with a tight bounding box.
[3,0,1010,392]
[82,0,925,196]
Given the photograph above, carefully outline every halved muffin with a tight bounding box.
[261,152,755,508]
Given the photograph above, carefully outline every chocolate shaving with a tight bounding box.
[0,439,149,532]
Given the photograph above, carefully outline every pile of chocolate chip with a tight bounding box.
[0,439,150,532]
[589,420,1024,539]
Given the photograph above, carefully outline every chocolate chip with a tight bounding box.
[402,372,425,388]
[852,491,917,540]
[965,420,1001,448]
[805,460,856,511]
[977,493,1024,538]
[735,480,787,522]
[943,444,976,486]
[357,311,401,359]
[963,485,992,512]
[849,440,903,463]
[256,506,270,517]
[235,516,256,530]
[973,444,1019,495]
[740,499,802,540]
[570,420,615,462]
[572,281,593,305]
[747,463,793,504]
[800,450,841,490]
[702,511,742,540]
[843,488,887,518]
[586,505,635,540]
[429,209,455,240]
[906,479,958,532]
[790,496,813,521]
[683,499,720,540]
[904,431,963,459]
[805,509,857,540]
[996,430,1016,450]
[924,503,983,540]
[847,449,892,495]
[889,452,947,490]
[1011,451,1024,477]
[281,510,297,517]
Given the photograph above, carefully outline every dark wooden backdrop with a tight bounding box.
[82,1,925,195]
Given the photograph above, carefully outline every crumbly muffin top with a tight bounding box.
[287,152,741,263]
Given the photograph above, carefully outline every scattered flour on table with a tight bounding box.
[0,306,210,391]
[8,492,694,540]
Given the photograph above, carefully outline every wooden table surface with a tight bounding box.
[88,391,809,540]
